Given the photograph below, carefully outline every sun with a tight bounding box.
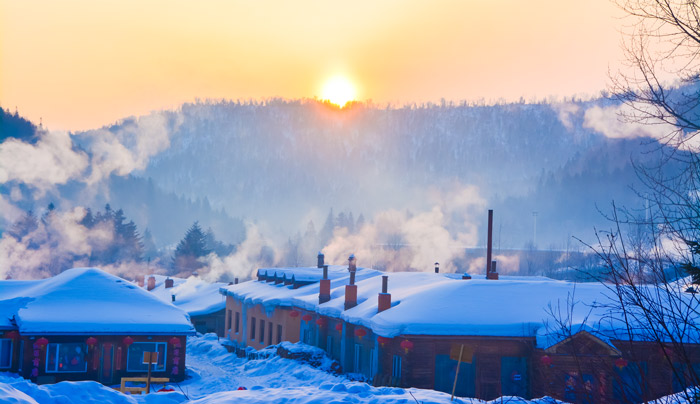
[321,76,357,107]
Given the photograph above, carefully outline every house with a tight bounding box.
[145,274,227,336]
[220,254,700,403]
[0,268,195,384]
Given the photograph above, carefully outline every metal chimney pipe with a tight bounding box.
[323,265,328,280]
[349,271,356,285]
[234,278,239,284]
[381,275,388,293]
[434,262,440,274]
[486,209,493,276]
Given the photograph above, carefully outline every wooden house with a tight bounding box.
[146,274,227,336]
[0,268,195,384]
[220,254,700,403]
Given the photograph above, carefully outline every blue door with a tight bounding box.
[500,356,528,398]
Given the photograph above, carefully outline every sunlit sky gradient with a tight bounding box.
[0,0,624,131]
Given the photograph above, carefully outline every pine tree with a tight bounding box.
[320,208,335,245]
[356,213,366,231]
[142,228,158,261]
[172,221,210,275]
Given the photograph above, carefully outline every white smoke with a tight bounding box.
[0,112,179,279]
[201,223,277,282]
[322,185,486,273]
[82,113,178,184]
[553,102,580,130]
[0,207,113,279]
[583,104,678,141]
[0,130,89,194]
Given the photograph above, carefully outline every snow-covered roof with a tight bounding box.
[256,265,355,283]
[148,274,226,317]
[0,268,195,335]
[221,268,700,347]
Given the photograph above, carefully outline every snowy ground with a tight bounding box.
[0,334,693,404]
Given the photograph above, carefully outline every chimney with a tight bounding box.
[147,276,156,291]
[165,277,174,289]
[228,281,234,286]
[485,209,493,278]
[348,254,357,272]
[317,252,325,268]
[345,270,357,310]
[487,260,500,280]
[234,278,239,284]
[378,275,391,312]
[319,265,330,304]
[136,275,145,287]
[434,262,440,274]
[171,294,176,302]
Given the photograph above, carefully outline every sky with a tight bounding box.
[0,0,625,131]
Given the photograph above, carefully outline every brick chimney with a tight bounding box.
[344,270,357,310]
[319,265,331,304]
[147,276,156,291]
[487,260,499,280]
[378,275,391,312]
[165,277,174,289]
[348,254,357,272]
[317,252,325,268]
[136,275,145,287]
[434,262,440,274]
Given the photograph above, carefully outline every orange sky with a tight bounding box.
[0,0,624,131]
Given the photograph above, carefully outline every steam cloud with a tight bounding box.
[322,185,486,273]
[583,104,679,141]
[0,113,178,279]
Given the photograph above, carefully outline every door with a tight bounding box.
[500,356,528,398]
[99,343,114,384]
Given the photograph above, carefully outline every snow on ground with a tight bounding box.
[0,333,690,404]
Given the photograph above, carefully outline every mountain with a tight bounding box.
[98,98,664,246]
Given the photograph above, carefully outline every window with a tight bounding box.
[276,324,282,344]
[268,323,273,345]
[127,342,166,372]
[392,355,402,379]
[0,339,11,369]
[234,312,240,334]
[250,317,257,340]
[259,320,265,344]
[226,310,231,332]
[354,344,362,373]
[46,343,87,373]
[370,348,377,379]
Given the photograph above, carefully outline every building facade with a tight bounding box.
[220,256,700,403]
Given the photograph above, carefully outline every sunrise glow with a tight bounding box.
[320,76,357,107]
